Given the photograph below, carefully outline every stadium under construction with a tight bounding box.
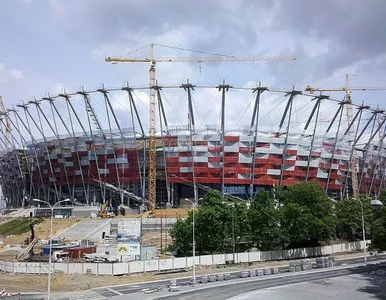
[0,82,385,209]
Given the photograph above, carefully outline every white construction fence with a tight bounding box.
[0,240,368,276]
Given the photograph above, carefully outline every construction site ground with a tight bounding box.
[0,251,367,294]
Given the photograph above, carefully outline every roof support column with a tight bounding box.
[123,86,146,202]
[58,93,88,204]
[358,109,384,193]
[304,95,329,182]
[13,108,47,200]
[325,102,345,194]
[249,83,267,200]
[279,90,301,186]
[182,81,198,204]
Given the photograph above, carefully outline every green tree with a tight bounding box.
[377,190,386,204]
[335,196,373,241]
[280,182,337,247]
[201,189,224,207]
[169,217,192,255]
[248,190,282,250]
[370,206,386,253]
[195,205,227,254]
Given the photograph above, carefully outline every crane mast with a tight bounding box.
[148,45,157,211]
[106,44,296,211]
[305,74,386,198]
[344,74,358,198]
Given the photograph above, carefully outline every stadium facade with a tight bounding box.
[0,85,384,208]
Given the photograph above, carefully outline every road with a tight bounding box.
[154,264,381,300]
[9,255,386,300]
[92,255,383,298]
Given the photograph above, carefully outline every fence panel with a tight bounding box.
[54,262,67,273]
[159,259,173,271]
[332,244,342,253]
[26,262,45,274]
[321,245,333,255]
[173,257,187,269]
[4,261,14,273]
[144,260,158,272]
[271,250,283,260]
[81,263,98,275]
[236,253,249,263]
[212,254,225,265]
[249,251,260,262]
[112,263,128,275]
[13,262,26,273]
[260,251,271,261]
[68,263,83,274]
[97,263,113,275]
[199,255,212,265]
[129,261,144,274]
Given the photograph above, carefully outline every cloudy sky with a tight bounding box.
[0,0,385,136]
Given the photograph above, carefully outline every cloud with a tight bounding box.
[0,63,24,84]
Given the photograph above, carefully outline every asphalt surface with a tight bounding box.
[8,254,386,300]
[92,255,383,298]
[154,264,381,300]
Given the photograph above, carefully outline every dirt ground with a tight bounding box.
[0,218,81,246]
[150,208,190,219]
[142,230,172,255]
[0,251,367,293]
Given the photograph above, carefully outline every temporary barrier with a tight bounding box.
[0,240,370,276]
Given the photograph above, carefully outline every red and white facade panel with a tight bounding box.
[163,130,354,191]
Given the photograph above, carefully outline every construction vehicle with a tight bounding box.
[18,224,38,260]
[106,43,296,212]
[98,200,115,218]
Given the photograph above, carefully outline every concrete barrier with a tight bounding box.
[54,262,67,273]
[68,263,83,274]
[249,251,260,262]
[159,259,173,271]
[97,263,113,275]
[144,260,158,272]
[199,255,212,265]
[26,262,43,274]
[321,245,333,256]
[260,251,271,261]
[173,257,187,269]
[82,263,98,275]
[332,244,342,253]
[212,254,225,265]
[13,262,26,273]
[113,262,128,275]
[271,250,283,260]
[0,240,371,275]
[129,260,144,273]
[186,256,199,268]
[236,253,249,263]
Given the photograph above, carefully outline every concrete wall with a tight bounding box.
[0,240,370,276]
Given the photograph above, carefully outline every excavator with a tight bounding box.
[98,200,115,218]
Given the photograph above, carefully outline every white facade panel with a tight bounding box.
[267,169,281,176]
[180,167,193,173]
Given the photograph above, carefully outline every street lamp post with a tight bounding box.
[33,198,72,300]
[184,198,196,285]
[354,198,367,263]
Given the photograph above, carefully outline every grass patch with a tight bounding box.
[0,218,43,236]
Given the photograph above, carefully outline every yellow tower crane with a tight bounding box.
[106,43,296,211]
[305,74,386,198]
